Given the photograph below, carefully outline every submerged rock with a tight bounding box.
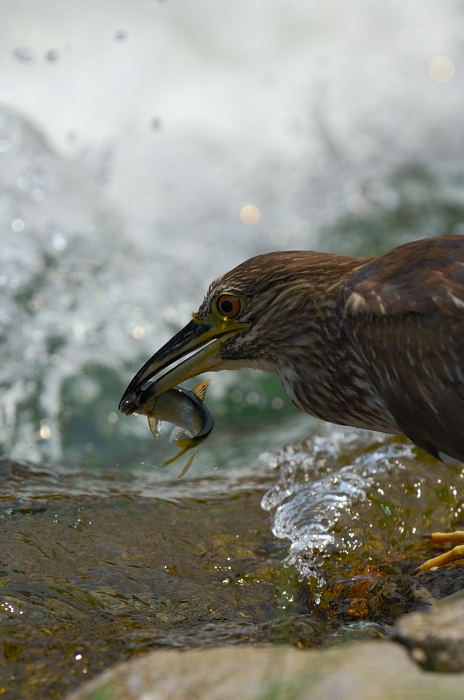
[68,641,464,700]
[395,592,464,672]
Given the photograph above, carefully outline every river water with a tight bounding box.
[2,1,464,696]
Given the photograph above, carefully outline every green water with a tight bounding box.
[1,434,464,698]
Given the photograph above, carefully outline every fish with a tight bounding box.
[134,379,213,478]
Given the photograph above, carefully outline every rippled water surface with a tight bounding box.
[2,433,464,697]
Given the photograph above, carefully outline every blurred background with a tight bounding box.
[1,0,464,471]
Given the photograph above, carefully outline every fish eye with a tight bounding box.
[216,293,242,319]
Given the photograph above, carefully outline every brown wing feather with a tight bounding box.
[345,235,464,317]
[344,235,464,462]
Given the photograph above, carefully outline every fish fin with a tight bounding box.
[169,426,193,443]
[177,449,198,479]
[147,415,161,439]
[161,445,198,478]
[161,445,190,467]
[191,378,210,403]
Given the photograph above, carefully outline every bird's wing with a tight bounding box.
[343,235,464,463]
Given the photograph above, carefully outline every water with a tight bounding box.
[261,429,464,592]
[1,437,464,697]
[2,1,464,696]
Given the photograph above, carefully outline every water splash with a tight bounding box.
[0,106,199,463]
[260,427,441,589]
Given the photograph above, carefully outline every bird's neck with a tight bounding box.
[266,261,398,433]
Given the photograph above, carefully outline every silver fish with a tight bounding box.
[135,379,213,477]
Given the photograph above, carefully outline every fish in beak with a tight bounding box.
[119,313,248,415]
[141,378,214,478]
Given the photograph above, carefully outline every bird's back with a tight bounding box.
[343,235,464,463]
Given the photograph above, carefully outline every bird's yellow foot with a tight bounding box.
[414,531,464,573]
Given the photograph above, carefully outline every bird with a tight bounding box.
[120,234,464,572]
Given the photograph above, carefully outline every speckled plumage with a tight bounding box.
[200,235,464,462]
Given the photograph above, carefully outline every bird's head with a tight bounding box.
[119,250,355,414]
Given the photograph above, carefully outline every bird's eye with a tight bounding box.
[216,294,242,319]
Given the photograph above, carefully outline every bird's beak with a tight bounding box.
[119,315,248,414]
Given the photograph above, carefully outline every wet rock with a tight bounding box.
[395,592,464,672]
[68,641,464,700]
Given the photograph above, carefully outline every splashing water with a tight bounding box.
[261,429,383,584]
[0,106,201,463]
[260,427,463,594]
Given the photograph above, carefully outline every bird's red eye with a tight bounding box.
[216,294,242,319]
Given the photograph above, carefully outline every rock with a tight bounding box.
[68,641,464,700]
[395,592,464,672]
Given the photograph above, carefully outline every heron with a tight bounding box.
[120,234,464,572]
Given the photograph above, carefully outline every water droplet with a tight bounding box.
[45,49,60,62]
[73,322,86,342]
[13,47,35,63]
[131,326,145,339]
[246,391,260,405]
[428,56,455,83]
[150,116,162,130]
[52,231,67,251]
[39,423,51,440]
[240,204,262,225]
[10,219,25,233]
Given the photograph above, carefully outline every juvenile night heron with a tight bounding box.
[120,234,464,571]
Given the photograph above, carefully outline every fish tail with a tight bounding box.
[191,378,210,403]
